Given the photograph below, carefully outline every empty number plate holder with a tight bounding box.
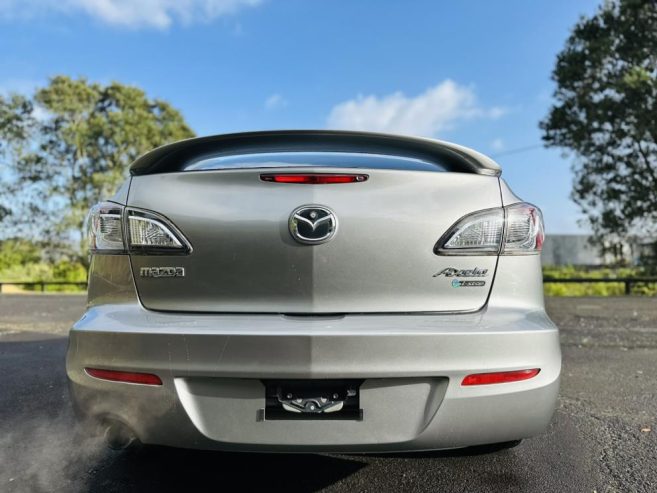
[262,379,364,421]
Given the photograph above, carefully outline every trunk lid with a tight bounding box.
[127,167,501,313]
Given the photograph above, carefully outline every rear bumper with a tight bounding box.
[66,304,560,452]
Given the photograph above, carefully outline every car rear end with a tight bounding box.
[66,130,560,452]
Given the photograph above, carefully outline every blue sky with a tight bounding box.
[0,0,602,233]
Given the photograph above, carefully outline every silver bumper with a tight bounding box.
[66,304,560,452]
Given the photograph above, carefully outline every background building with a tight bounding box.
[542,235,657,266]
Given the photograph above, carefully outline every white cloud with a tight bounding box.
[488,106,507,119]
[264,93,287,110]
[0,0,262,29]
[491,138,505,152]
[326,80,505,137]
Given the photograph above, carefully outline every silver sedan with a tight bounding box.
[67,130,560,452]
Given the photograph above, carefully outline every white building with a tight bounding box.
[542,235,656,266]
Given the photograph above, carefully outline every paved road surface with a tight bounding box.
[0,295,655,492]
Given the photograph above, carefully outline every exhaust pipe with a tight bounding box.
[103,420,138,450]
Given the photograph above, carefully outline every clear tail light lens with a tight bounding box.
[436,202,544,256]
[438,208,504,254]
[128,212,184,251]
[87,203,190,254]
[87,202,125,253]
[502,203,544,254]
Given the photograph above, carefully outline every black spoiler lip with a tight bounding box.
[128,130,502,177]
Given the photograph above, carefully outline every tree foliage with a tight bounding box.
[0,76,194,262]
[0,238,41,272]
[541,0,657,244]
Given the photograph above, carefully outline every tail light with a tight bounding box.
[127,209,189,253]
[87,202,191,254]
[87,202,125,253]
[435,202,544,256]
[503,203,544,253]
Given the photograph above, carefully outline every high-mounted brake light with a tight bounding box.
[85,368,163,385]
[461,368,540,386]
[86,202,191,254]
[435,202,544,256]
[260,173,368,184]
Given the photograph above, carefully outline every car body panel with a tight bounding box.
[127,168,501,313]
[68,267,559,451]
[69,252,559,451]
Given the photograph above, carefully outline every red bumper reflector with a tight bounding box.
[85,368,162,386]
[461,368,540,386]
[260,173,368,184]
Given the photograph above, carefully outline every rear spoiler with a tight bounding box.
[129,130,502,177]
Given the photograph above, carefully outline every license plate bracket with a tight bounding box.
[262,379,364,421]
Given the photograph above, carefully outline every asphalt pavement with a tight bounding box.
[0,295,655,492]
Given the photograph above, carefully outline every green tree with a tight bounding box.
[0,93,35,225]
[540,0,657,252]
[0,238,41,272]
[0,76,194,264]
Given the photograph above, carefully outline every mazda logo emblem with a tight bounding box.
[289,205,338,244]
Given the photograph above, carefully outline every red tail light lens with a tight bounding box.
[260,173,368,184]
[85,368,163,386]
[461,368,540,386]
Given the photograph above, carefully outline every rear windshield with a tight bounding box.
[184,152,447,172]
